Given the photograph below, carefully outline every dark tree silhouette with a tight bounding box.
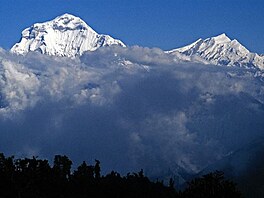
[53,155,72,179]
[74,161,94,180]
[182,171,242,198]
[94,159,101,179]
[0,153,243,198]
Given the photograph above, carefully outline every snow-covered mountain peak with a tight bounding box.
[210,33,231,44]
[51,13,92,32]
[54,13,82,23]
[230,39,250,54]
[168,33,264,70]
[11,13,125,57]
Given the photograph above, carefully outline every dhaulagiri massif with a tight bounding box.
[1,13,264,197]
[11,13,264,70]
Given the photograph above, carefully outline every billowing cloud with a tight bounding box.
[0,46,264,180]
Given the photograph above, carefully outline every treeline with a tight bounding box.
[0,153,242,198]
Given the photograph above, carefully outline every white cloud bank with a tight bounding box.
[0,46,264,179]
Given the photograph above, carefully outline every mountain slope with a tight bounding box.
[11,13,125,57]
[199,138,264,198]
[167,33,264,70]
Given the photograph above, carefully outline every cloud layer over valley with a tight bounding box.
[0,46,264,180]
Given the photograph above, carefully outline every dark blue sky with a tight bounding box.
[0,0,263,53]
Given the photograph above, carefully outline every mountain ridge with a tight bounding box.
[167,33,264,70]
